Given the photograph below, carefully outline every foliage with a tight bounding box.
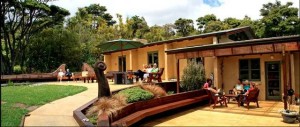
[181,60,206,92]
[196,14,217,32]
[1,1,299,74]
[174,18,195,37]
[27,27,82,72]
[1,85,87,126]
[118,87,154,103]
[1,0,70,74]
[139,84,167,98]
[258,0,300,37]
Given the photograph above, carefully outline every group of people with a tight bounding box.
[57,69,72,82]
[203,78,258,106]
[134,63,159,82]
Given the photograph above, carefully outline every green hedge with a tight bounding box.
[119,87,154,103]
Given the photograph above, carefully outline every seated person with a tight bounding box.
[134,64,147,81]
[143,64,153,81]
[65,69,72,81]
[243,80,250,92]
[203,78,212,89]
[58,69,64,82]
[241,82,257,106]
[233,79,244,95]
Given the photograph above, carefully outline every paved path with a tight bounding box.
[24,81,133,126]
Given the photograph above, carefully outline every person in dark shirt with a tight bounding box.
[65,69,72,82]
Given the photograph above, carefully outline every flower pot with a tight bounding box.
[281,111,298,123]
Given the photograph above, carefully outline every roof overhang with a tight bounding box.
[166,35,300,59]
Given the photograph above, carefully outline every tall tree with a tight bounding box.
[27,27,82,72]
[84,4,116,27]
[126,15,149,38]
[174,18,195,37]
[196,14,217,32]
[259,0,300,37]
[1,0,69,74]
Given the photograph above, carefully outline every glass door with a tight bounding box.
[118,56,126,72]
[265,62,281,100]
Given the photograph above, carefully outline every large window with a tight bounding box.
[148,52,158,67]
[239,59,260,80]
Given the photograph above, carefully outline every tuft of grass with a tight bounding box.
[139,84,167,98]
[1,85,87,126]
[86,94,127,118]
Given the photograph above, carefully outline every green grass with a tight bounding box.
[1,85,87,126]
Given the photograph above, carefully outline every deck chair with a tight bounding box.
[208,89,228,109]
[147,68,164,83]
[243,88,260,110]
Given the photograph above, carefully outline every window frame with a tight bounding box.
[239,58,261,81]
[147,51,159,67]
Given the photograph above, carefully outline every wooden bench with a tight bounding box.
[98,89,211,126]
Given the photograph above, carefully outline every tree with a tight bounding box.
[84,4,116,27]
[203,20,225,33]
[223,17,241,29]
[1,0,69,74]
[196,14,217,32]
[126,15,149,38]
[259,0,300,37]
[174,18,195,37]
[27,27,82,72]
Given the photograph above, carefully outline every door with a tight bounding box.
[118,56,126,72]
[265,62,281,100]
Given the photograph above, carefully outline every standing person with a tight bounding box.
[58,69,64,82]
[65,69,72,82]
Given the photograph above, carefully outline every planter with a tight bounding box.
[73,89,211,126]
[281,111,299,123]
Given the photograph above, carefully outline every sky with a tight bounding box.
[49,0,300,26]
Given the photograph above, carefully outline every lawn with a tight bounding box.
[1,84,87,126]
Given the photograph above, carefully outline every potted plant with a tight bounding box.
[279,89,299,123]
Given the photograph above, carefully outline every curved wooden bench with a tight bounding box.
[112,95,209,126]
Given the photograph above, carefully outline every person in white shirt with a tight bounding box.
[58,69,64,82]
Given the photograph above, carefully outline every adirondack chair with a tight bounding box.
[243,88,260,110]
[147,68,164,83]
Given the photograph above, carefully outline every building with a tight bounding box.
[103,26,254,80]
[102,26,300,101]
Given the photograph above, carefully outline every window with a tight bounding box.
[188,57,204,65]
[239,59,260,80]
[148,52,159,67]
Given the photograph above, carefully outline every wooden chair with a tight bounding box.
[105,71,115,82]
[209,91,228,109]
[147,68,164,83]
[242,88,260,110]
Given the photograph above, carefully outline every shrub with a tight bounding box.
[181,59,206,92]
[118,87,154,103]
[139,84,167,98]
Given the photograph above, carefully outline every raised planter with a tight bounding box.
[73,88,211,126]
[281,111,299,123]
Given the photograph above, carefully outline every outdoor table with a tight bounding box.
[113,72,133,84]
[225,94,237,103]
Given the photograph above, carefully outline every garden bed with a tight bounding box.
[73,88,211,126]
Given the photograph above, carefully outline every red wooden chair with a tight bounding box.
[208,89,227,109]
[242,88,260,110]
[147,68,164,83]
